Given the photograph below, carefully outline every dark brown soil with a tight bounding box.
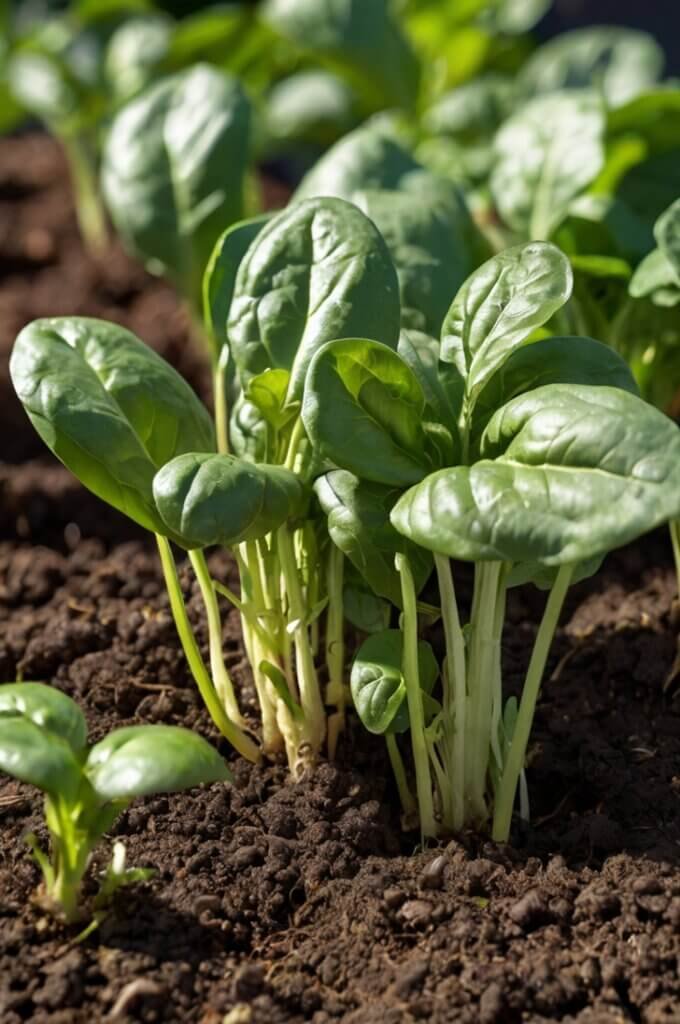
[1,134,679,1024]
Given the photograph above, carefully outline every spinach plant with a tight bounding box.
[0,683,230,921]
[10,196,402,775]
[303,241,680,840]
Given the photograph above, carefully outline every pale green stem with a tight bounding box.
[62,134,107,253]
[188,549,244,728]
[385,734,416,819]
[670,521,680,597]
[213,361,229,455]
[434,553,467,831]
[284,417,306,471]
[396,553,437,839]
[242,540,284,753]
[277,525,326,753]
[326,544,345,759]
[492,563,574,842]
[465,561,503,824]
[155,535,259,762]
[489,571,508,778]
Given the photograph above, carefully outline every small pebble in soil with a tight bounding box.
[508,888,549,930]
[420,855,446,890]
[397,899,433,928]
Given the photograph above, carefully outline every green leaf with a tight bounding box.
[422,74,513,142]
[350,629,438,735]
[397,329,463,438]
[440,242,573,406]
[102,64,251,304]
[153,452,305,549]
[491,91,605,240]
[630,248,680,304]
[229,394,271,462]
[343,581,391,634]
[261,0,419,111]
[295,117,422,203]
[10,318,214,536]
[655,197,680,277]
[392,385,680,565]
[314,471,432,606]
[0,684,85,799]
[202,214,271,362]
[228,197,400,400]
[86,725,231,801]
[104,14,172,101]
[245,369,297,431]
[470,335,639,451]
[303,338,434,487]
[265,69,356,148]
[520,27,664,108]
[0,682,87,753]
[352,174,484,337]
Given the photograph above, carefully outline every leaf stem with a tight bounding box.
[492,562,573,842]
[434,553,466,831]
[188,549,244,728]
[155,535,259,763]
[325,544,345,759]
[396,552,437,839]
[277,525,326,757]
[386,734,416,819]
[63,134,108,254]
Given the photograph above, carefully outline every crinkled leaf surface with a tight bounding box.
[153,452,305,549]
[440,242,573,405]
[397,329,463,438]
[295,118,422,202]
[470,335,638,450]
[303,338,433,487]
[314,470,431,606]
[491,91,605,240]
[10,318,214,535]
[102,64,250,302]
[350,629,438,735]
[391,385,680,565]
[86,725,231,801]
[228,197,400,399]
[353,175,483,337]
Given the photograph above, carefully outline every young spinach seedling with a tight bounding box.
[0,683,230,921]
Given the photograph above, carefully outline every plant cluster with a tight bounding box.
[4,0,680,918]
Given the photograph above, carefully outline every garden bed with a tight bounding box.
[0,134,679,1024]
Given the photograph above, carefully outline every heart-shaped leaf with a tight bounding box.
[350,629,438,735]
[392,385,680,565]
[153,452,305,549]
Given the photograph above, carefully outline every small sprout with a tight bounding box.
[0,683,230,922]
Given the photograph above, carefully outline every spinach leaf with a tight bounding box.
[228,197,400,400]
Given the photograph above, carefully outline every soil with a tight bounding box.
[0,133,679,1024]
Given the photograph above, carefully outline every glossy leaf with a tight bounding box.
[343,580,391,634]
[229,394,271,462]
[350,629,438,735]
[262,0,419,111]
[265,70,356,148]
[314,470,432,606]
[353,175,484,337]
[397,329,463,438]
[245,369,297,431]
[86,725,231,801]
[470,335,639,450]
[491,92,605,240]
[203,214,271,362]
[295,118,422,203]
[303,338,433,487]
[0,683,87,754]
[422,74,513,142]
[10,318,214,535]
[228,198,400,399]
[102,64,251,303]
[392,385,680,565]
[520,27,663,108]
[440,243,573,406]
[629,198,680,306]
[153,452,305,549]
